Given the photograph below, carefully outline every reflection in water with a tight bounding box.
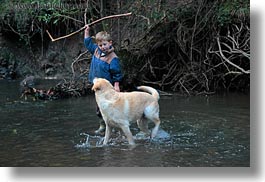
[0,80,249,166]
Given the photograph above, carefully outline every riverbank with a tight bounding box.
[0,1,250,94]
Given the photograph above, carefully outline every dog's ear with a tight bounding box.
[92,81,101,92]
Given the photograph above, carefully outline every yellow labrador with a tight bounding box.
[92,78,160,145]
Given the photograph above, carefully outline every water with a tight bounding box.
[0,80,250,167]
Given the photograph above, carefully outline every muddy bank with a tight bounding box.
[0,31,87,80]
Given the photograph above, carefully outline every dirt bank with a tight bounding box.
[0,31,88,80]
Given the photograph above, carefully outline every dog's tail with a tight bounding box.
[137,86,160,100]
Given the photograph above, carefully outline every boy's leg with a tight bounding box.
[95,105,105,134]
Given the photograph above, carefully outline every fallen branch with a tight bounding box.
[46,12,132,42]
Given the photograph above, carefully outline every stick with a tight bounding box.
[46,12,132,42]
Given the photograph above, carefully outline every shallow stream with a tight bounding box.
[0,80,249,167]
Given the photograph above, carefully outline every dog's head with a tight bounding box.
[92,78,113,92]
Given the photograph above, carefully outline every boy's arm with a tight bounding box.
[84,25,90,38]
[84,25,97,54]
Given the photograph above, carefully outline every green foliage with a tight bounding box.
[37,8,79,24]
[0,0,82,46]
[0,0,65,25]
[217,0,249,26]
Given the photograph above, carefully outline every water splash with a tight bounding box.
[75,133,91,148]
[75,132,106,149]
[96,137,105,146]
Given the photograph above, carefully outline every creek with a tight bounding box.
[0,80,249,167]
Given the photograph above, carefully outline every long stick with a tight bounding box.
[46,12,132,42]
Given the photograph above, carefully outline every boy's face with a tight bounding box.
[97,40,112,52]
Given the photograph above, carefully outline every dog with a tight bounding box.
[92,78,161,145]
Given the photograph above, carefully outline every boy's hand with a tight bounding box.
[114,82,120,92]
[84,25,90,38]
[85,25,90,31]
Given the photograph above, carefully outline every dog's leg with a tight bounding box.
[103,123,111,145]
[144,104,160,138]
[136,118,150,140]
[120,125,135,145]
[151,118,160,138]
[137,118,149,134]
[95,119,105,135]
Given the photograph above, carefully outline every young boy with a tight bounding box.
[84,25,123,134]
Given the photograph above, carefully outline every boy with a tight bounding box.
[84,25,123,134]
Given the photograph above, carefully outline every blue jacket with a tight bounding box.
[84,37,123,84]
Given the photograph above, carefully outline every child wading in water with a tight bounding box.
[84,25,123,134]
